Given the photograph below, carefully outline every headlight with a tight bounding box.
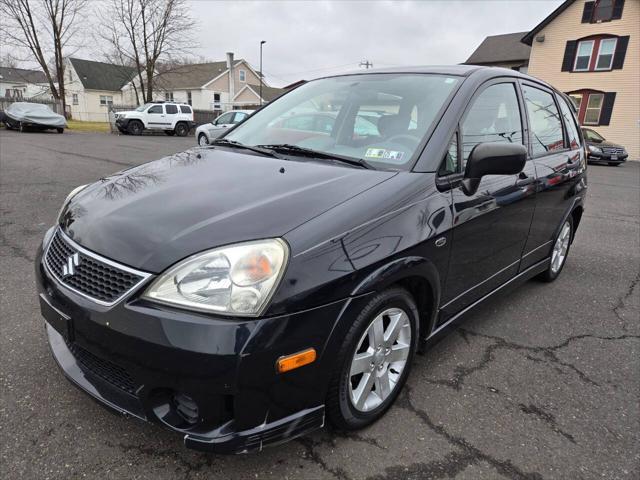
[142,239,289,316]
[588,145,601,154]
[57,184,88,222]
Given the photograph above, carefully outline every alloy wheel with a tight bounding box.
[349,308,411,412]
[198,134,208,146]
[551,221,571,273]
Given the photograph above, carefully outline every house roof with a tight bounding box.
[155,61,231,89]
[0,66,48,84]
[521,0,575,46]
[465,32,531,65]
[259,85,285,101]
[69,58,137,91]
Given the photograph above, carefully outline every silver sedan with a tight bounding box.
[195,110,253,146]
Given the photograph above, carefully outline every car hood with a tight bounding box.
[588,140,624,149]
[61,148,396,273]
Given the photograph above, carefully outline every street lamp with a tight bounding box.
[260,40,266,106]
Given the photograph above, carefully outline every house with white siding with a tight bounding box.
[65,58,137,121]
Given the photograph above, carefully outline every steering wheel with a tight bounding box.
[385,134,420,149]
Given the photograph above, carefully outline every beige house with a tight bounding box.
[65,58,137,122]
[124,53,283,111]
[523,0,639,158]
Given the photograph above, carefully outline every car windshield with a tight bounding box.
[584,129,605,142]
[225,74,460,170]
[136,103,153,112]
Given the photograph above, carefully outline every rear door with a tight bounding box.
[163,103,179,129]
[519,83,584,270]
[441,79,537,318]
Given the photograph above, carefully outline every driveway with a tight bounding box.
[1,128,638,479]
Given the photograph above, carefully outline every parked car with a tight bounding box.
[195,109,253,145]
[581,127,628,166]
[3,102,66,133]
[36,65,586,454]
[115,101,195,136]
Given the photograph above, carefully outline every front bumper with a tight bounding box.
[35,239,366,453]
[588,151,628,163]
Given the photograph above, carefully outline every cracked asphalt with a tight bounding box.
[1,128,638,480]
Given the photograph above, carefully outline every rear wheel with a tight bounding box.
[128,120,143,135]
[326,288,418,430]
[174,122,189,137]
[198,133,209,146]
[538,216,573,282]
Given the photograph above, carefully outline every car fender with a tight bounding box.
[350,255,442,337]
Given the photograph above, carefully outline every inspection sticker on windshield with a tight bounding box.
[365,148,405,162]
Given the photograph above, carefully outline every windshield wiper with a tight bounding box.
[255,144,374,169]
[210,139,281,158]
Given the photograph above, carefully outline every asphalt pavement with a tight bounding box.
[0,128,638,480]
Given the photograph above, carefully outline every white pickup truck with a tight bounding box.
[115,102,195,136]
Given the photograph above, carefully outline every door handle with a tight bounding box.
[516,173,535,187]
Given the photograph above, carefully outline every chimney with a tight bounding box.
[226,52,235,106]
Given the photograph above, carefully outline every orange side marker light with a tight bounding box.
[276,348,316,373]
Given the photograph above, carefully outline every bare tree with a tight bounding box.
[0,0,87,112]
[97,0,195,104]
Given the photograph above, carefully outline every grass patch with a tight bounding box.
[66,120,111,133]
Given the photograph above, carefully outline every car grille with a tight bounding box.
[45,229,149,305]
[601,146,624,155]
[66,340,139,394]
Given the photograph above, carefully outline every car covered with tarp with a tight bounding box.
[3,102,67,133]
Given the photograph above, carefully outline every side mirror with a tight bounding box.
[462,142,527,195]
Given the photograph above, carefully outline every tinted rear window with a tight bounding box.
[165,104,178,114]
[180,105,192,114]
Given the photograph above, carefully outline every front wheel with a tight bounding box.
[128,120,143,135]
[326,288,419,430]
[56,128,64,134]
[198,133,209,146]
[538,216,573,282]
[174,122,189,137]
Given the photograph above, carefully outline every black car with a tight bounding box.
[36,66,587,453]
[581,127,628,166]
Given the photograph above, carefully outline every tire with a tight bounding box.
[326,287,419,430]
[56,128,64,134]
[538,216,573,282]
[174,122,189,137]
[127,120,143,135]
[164,130,175,136]
[198,133,209,146]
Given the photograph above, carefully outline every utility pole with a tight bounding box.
[260,40,266,106]
[359,60,373,69]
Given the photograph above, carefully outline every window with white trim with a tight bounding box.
[72,93,78,105]
[584,93,604,125]
[99,95,113,106]
[574,40,594,71]
[595,38,617,70]
[165,91,174,101]
[239,70,246,82]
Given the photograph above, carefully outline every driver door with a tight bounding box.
[209,112,234,138]
[440,80,537,319]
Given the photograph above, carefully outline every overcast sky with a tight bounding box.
[188,0,563,87]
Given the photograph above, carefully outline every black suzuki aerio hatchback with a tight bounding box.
[36,66,586,453]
